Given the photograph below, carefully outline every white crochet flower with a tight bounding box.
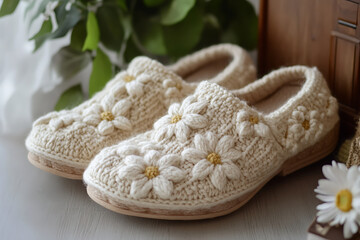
[236,110,270,137]
[287,106,323,145]
[118,150,185,199]
[153,96,208,142]
[163,79,183,98]
[315,161,360,239]
[318,92,338,118]
[182,132,242,190]
[117,69,151,97]
[83,96,132,136]
[49,112,82,131]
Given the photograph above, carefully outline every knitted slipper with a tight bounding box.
[346,118,360,167]
[84,66,340,220]
[26,44,256,179]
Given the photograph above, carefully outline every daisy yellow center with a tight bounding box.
[175,83,182,90]
[249,115,259,125]
[336,189,352,212]
[100,111,115,121]
[171,114,182,124]
[302,119,310,130]
[144,166,159,179]
[207,152,222,165]
[124,75,135,83]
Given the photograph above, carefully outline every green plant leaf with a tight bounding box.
[29,19,53,50]
[134,17,166,55]
[144,0,166,7]
[83,12,100,51]
[163,5,203,57]
[51,46,91,79]
[96,6,124,52]
[220,0,258,50]
[70,21,87,51]
[31,2,82,51]
[55,84,84,111]
[160,0,195,25]
[28,0,51,30]
[124,36,143,63]
[89,48,113,97]
[116,0,127,10]
[0,0,20,17]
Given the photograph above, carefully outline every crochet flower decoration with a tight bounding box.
[153,96,208,142]
[163,79,183,99]
[315,161,360,239]
[182,132,242,190]
[118,150,185,199]
[286,106,323,146]
[83,96,132,136]
[49,112,82,130]
[236,110,270,137]
[117,69,151,97]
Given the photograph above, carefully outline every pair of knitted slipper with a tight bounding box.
[26,44,340,220]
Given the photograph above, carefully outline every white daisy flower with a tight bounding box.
[236,110,270,137]
[287,106,323,145]
[182,132,242,190]
[315,161,360,239]
[117,69,151,97]
[153,96,208,142]
[83,95,132,136]
[118,150,185,199]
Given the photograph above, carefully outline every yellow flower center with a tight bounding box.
[124,75,135,83]
[100,111,115,121]
[336,189,353,212]
[302,119,310,130]
[249,115,259,125]
[144,166,159,179]
[171,114,182,124]
[175,83,182,91]
[207,152,222,165]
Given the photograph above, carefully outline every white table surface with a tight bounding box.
[0,136,328,240]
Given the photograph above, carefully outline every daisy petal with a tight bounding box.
[130,178,153,199]
[123,155,145,166]
[112,99,132,116]
[98,120,114,135]
[194,134,211,153]
[161,166,185,182]
[113,116,132,131]
[158,155,181,168]
[154,115,172,130]
[168,103,181,116]
[153,176,173,199]
[222,162,241,180]
[118,165,144,180]
[126,81,144,97]
[181,148,207,163]
[175,121,190,142]
[83,115,101,126]
[192,159,212,180]
[210,166,227,190]
[182,114,208,129]
[184,101,207,114]
[216,136,235,154]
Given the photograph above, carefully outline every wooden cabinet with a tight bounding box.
[259,0,360,134]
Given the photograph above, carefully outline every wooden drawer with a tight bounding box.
[336,0,359,36]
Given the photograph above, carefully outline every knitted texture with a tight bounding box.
[347,118,360,167]
[26,44,256,170]
[83,66,339,212]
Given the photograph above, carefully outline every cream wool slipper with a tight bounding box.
[26,44,256,179]
[84,66,340,220]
